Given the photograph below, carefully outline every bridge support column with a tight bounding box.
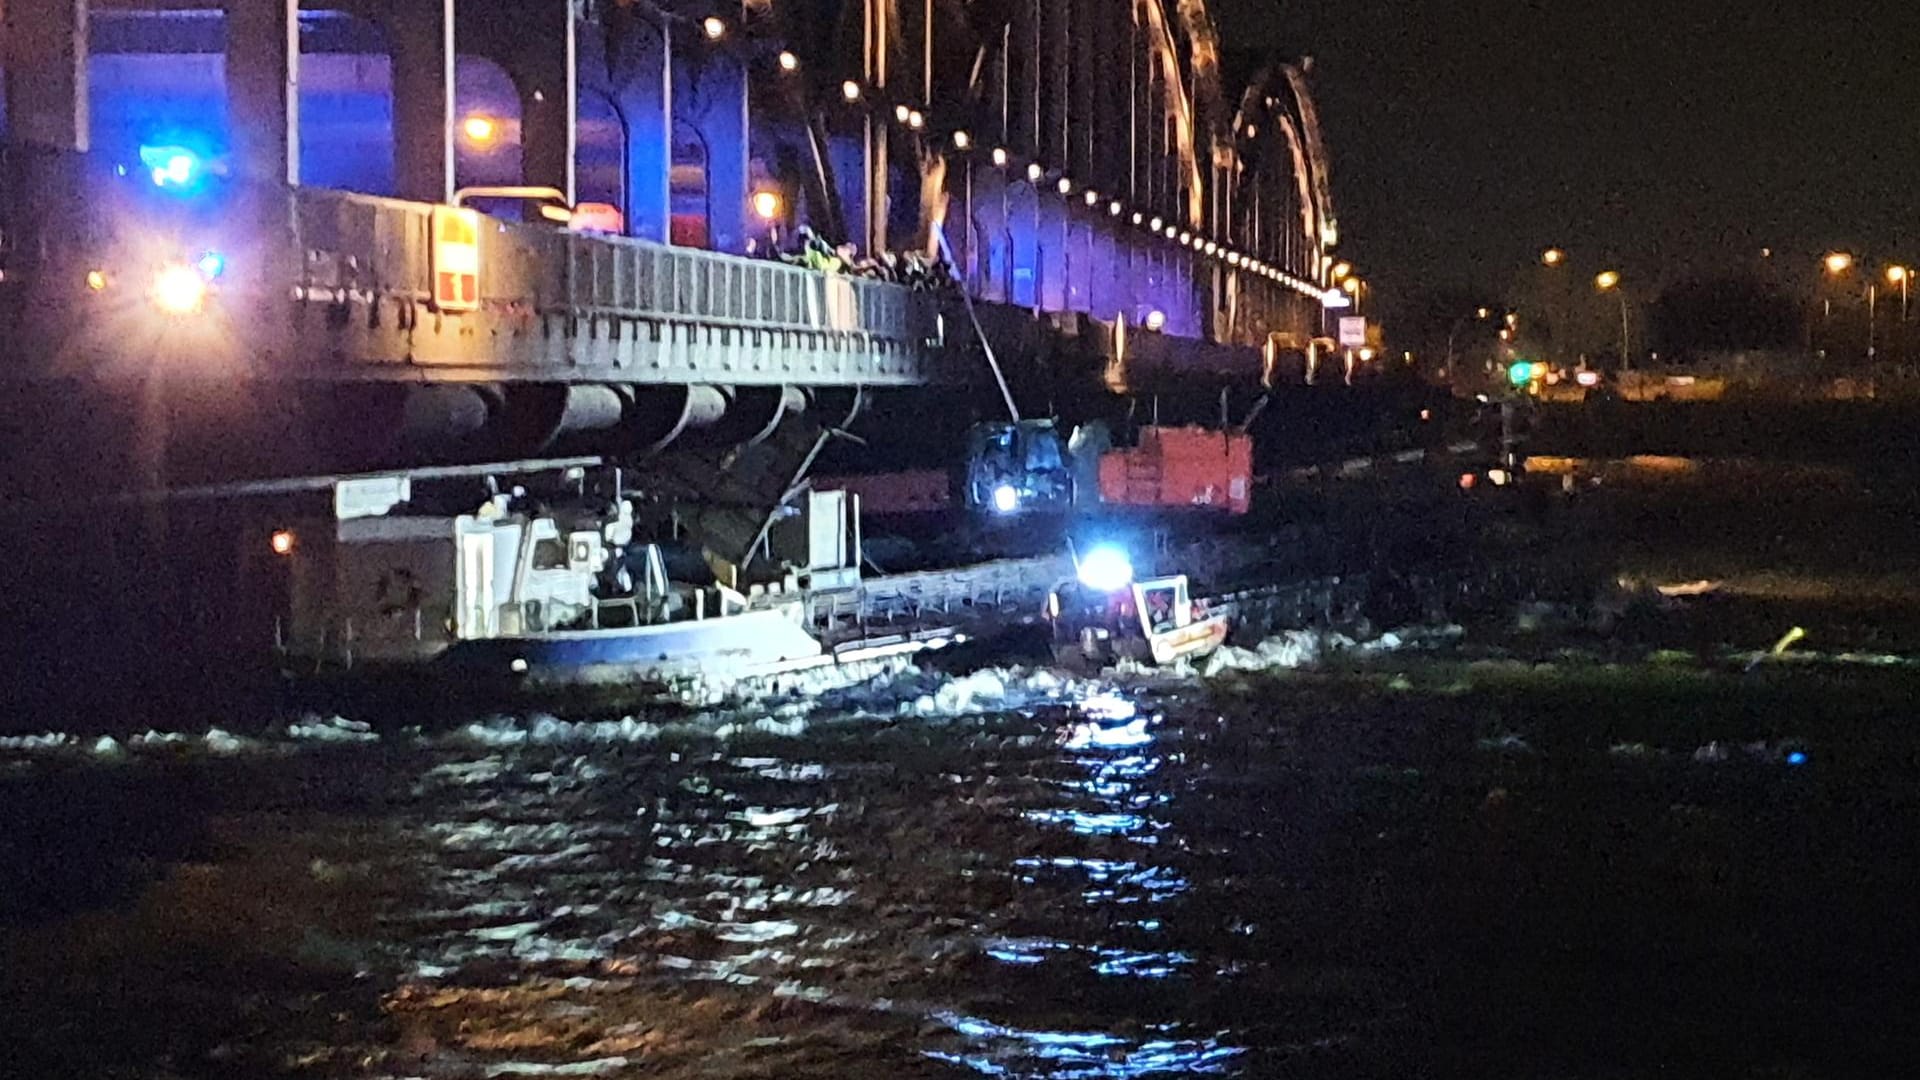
[224,0,298,185]
[3,0,89,150]
[682,59,748,253]
[610,23,670,243]
[388,0,454,203]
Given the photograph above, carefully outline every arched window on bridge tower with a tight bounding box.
[1067,220,1094,315]
[670,121,712,248]
[1006,178,1039,308]
[452,56,522,195]
[576,87,628,216]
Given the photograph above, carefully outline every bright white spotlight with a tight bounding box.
[992,484,1020,514]
[152,263,208,315]
[1076,545,1134,593]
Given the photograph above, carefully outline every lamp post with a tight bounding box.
[1821,252,1855,359]
[1595,270,1629,370]
[1822,253,1894,361]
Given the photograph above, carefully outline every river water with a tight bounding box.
[6,645,1919,1078]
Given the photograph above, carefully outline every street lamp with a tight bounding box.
[1822,253,1883,359]
[1542,248,1566,266]
[1595,270,1630,369]
[1331,260,1352,280]
[461,115,498,145]
[777,51,799,72]
[1889,265,1910,322]
[751,190,782,222]
[702,16,725,40]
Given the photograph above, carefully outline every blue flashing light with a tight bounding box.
[196,251,226,280]
[992,484,1020,514]
[1077,545,1134,593]
[138,144,208,192]
[1786,750,1808,766]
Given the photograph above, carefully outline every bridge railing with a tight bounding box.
[290,187,936,345]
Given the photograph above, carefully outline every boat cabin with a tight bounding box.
[280,498,640,668]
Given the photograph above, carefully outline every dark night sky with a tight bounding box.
[1214,0,1920,301]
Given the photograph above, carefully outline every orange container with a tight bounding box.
[1098,426,1251,514]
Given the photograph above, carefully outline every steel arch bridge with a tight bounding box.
[0,0,1349,481]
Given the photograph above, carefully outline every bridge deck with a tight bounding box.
[0,146,951,388]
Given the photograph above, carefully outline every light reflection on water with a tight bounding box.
[7,657,1900,1077]
[353,688,1259,1077]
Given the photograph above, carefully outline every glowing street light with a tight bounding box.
[841,80,862,102]
[1542,248,1566,266]
[951,130,971,149]
[1026,162,1044,182]
[751,190,782,222]
[777,51,799,72]
[1824,251,1855,276]
[702,16,725,40]
[1594,271,1630,369]
[1331,260,1352,280]
[1890,265,1911,323]
[991,147,1009,167]
[462,115,498,145]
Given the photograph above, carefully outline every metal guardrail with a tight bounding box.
[804,555,1071,638]
[291,187,936,345]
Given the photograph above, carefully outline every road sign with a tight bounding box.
[1338,316,1367,348]
[431,206,481,312]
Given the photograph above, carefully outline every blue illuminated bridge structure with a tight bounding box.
[0,0,1350,483]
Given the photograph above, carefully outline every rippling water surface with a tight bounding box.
[5,660,1919,1078]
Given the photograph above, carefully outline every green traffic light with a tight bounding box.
[1508,361,1533,387]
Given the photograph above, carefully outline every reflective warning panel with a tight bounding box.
[431,206,481,312]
